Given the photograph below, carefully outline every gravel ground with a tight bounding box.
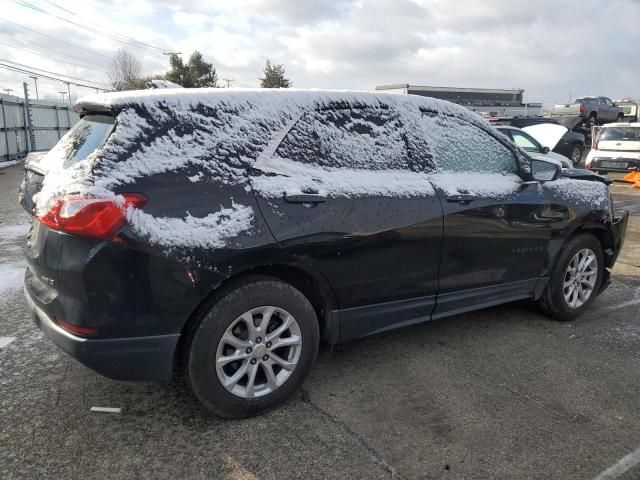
[1,162,639,480]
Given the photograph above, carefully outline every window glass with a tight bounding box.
[599,127,640,141]
[409,112,517,174]
[274,108,419,171]
[54,115,115,168]
[510,131,539,152]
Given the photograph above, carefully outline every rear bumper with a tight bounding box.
[25,284,179,381]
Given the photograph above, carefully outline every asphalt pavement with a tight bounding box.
[1,162,640,480]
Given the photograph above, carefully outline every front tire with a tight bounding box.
[569,145,583,166]
[539,233,604,321]
[187,277,319,418]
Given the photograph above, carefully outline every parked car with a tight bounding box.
[22,90,628,418]
[615,98,639,123]
[586,123,640,174]
[509,117,586,166]
[495,125,572,168]
[552,97,624,126]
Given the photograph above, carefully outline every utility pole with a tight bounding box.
[59,91,67,103]
[29,76,39,100]
[23,82,35,152]
[223,78,234,88]
[65,82,71,105]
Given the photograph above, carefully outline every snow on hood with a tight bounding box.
[36,88,531,249]
[522,123,568,150]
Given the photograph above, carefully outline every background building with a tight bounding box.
[375,84,543,117]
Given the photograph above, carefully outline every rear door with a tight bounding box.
[249,106,443,340]
[407,112,552,318]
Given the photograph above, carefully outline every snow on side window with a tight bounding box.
[274,108,410,171]
[251,107,436,198]
[418,113,517,174]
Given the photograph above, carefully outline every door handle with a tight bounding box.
[284,193,328,204]
[446,194,476,205]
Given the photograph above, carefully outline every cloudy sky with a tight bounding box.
[0,0,638,106]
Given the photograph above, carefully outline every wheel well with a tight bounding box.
[589,111,597,118]
[173,264,336,375]
[572,226,613,256]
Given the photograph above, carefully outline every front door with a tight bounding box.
[249,105,443,340]
[407,112,552,319]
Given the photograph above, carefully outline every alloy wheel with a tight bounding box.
[215,306,302,398]
[563,248,598,308]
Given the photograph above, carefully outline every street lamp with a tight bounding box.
[3,88,13,95]
[162,51,181,56]
[59,91,67,102]
[29,76,39,100]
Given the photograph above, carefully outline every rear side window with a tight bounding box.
[411,113,517,174]
[273,107,421,171]
[56,115,114,168]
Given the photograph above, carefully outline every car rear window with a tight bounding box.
[599,127,640,141]
[59,114,114,168]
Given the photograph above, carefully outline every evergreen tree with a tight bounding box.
[259,60,292,88]
[165,51,218,88]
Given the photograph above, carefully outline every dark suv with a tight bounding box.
[22,90,628,418]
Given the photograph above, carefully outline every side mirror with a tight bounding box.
[541,146,550,154]
[531,158,561,182]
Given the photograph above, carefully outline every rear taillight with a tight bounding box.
[579,103,585,113]
[57,318,97,336]
[38,193,147,239]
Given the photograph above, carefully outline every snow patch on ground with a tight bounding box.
[0,160,22,170]
[0,223,30,240]
[127,202,254,248]
[0,262,25,295]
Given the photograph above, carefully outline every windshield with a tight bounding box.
[599,127,640,141]
[57,115,115,168]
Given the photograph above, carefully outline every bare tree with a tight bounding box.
[108,48,144,91]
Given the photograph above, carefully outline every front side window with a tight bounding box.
[410,112,517,174]
[510,131,540,153]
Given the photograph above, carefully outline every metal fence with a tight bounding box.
[0,91,80,162]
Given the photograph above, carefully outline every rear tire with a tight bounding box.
[616,114,624,123]
[539,233,604,321]
[187,277,319,418]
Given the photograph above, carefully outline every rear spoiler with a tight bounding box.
[73,101,113,117]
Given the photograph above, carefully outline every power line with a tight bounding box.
[0,61,106,91]
[11,0,167,53]
[0,28,107,69]
[0,58,104,86]
[0,18,109,59]
[43,0,166,51]
[0,62,101,90]
[0,39,106,73]
[0,63,105,92]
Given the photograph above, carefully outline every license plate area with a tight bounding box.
[599,160,627,169]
